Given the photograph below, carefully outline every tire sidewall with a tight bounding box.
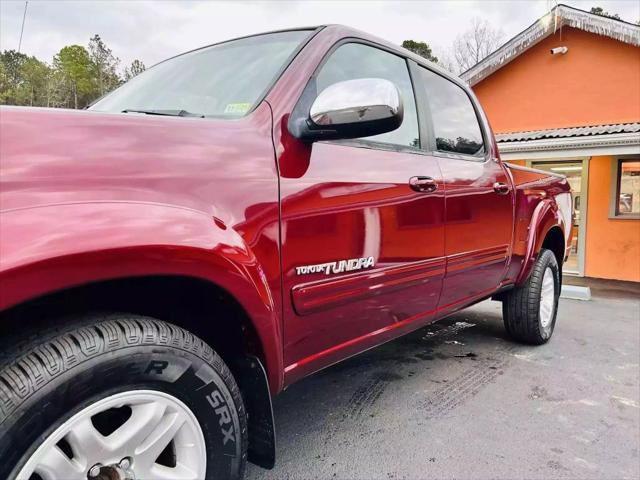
[537,251,560,341]
[2,344,245,480]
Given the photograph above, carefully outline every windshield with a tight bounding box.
[90,30,311,118]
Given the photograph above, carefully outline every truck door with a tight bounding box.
[412,65,514,309]
[279,43,445,383]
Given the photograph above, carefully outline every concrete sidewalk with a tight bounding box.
[247,292,640,480]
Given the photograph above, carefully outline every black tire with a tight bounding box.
[502,248,560,345]
[0,313,248,480]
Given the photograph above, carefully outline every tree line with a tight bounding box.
[1,5,633,110]
[401,16,505,75]
[0,34,145,109]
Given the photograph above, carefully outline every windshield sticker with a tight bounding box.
[224,103,252,114]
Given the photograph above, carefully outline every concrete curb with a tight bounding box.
[561,284,592,300]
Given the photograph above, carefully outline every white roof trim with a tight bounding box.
[461,4,640,86]
[498,131,640,160]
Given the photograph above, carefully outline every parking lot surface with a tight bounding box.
[247,291,640,480]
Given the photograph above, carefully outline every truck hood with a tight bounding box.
[0,105,275,216]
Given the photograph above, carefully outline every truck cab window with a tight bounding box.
[416,66,485,157]
[316,43,420,148]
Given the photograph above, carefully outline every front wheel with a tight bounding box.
[0,314,248,480]
[503,248,560,345]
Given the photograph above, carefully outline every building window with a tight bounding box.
[611,159,640,218]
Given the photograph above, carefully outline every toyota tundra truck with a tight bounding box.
[0,26,572,480]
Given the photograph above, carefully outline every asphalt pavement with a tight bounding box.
[247,288,640,480]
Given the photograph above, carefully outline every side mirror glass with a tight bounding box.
[290,78,404,142]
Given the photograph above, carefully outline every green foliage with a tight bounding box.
[53,45,95,108]
[88,34,120,96]
[401,40,439,63]
[0,60,11,104]
[0,50,53,106]
[0,34,143,109]
[19,56,52,106]
[124,59,146,81]
[0,50,28,104]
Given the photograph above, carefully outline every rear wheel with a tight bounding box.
[0,314,248,480]
[503,248,560,345]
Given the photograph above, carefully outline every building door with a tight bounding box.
[531,160,587,275]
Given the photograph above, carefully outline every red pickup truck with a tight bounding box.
[0,26,572,480]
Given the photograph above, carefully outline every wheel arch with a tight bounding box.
[515,200,566,286]
[541,226,565,272]
[0,202,283,391]
[0,273,278,469]
[0,201,281,468]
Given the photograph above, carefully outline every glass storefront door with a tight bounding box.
[532,160,585,275]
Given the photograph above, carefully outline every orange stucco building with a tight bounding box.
[462,4,640,282]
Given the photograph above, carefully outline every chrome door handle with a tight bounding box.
[409,176,438,193]
[493,182,510,195]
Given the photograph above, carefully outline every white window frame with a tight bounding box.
[609,156,640,220]
[526,157,589,277]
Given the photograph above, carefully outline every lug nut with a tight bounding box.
[88,463,102,477]
[119,457,132,470]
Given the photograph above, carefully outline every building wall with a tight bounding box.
[505,156,640,282]
[474,27,640,133]
[584,155,640,282]
[475,26,640,282]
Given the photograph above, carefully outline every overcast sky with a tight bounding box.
[1,0,638,71]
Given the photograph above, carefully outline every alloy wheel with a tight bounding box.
[539,267,556,329]
[16,390,206,480]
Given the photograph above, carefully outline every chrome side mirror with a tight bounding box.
[289,78,404,142]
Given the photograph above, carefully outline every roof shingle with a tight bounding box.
[495,122,640,143]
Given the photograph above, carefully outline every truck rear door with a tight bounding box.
[412,65,514,310]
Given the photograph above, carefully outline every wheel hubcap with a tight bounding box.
[16,390,206,480]
[88,457,133,480]
[540,267,556,329]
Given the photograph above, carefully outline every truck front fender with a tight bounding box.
[0,201,283,392]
